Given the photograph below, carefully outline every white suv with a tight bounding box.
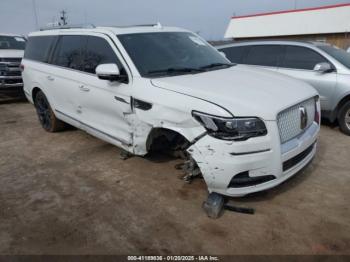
[22,25,320,199]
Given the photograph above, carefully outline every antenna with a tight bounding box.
[59,10,68,25]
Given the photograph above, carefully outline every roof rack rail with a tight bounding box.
[107,22,162,28]
[40,24,96,31]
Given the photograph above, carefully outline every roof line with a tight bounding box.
[231,2,350,19]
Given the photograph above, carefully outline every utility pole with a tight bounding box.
[32,0,39,29]
[59,10,68,25]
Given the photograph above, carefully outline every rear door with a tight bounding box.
[241,45,284,72]
[48,34,87,124]
[77,33,133,147]
[277,45,337,110]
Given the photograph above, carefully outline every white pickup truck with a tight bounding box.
[0,34,26,98]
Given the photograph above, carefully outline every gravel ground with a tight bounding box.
[0,102,349,255]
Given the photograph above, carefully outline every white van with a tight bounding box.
[22,25,320,201]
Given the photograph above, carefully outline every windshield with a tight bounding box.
[318,45,350,69]
[118,32,232,77]
[0,35,26,50]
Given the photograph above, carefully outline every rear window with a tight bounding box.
[243,45,283,67]
[0,35,26,50]
[24,36,56,63]
[51,35,87,70]
[220,46,248,63]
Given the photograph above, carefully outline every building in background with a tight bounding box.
[224,3,350,49]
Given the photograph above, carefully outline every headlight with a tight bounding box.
[192,111,267,141]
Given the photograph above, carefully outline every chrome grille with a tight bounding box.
[0,57,22,87]
[277,98,316,144]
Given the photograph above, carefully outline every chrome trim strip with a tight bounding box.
[0,83,23,87]
[55,109,131,146]
[281,123,318,154]
[114,96,129,104]
[0,76,22,79]
[0,62,21,66]
[230,149,271,156]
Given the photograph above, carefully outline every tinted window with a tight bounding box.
[243,45,283,67]
[24,36,55,62]
[220,46,248,63]
[83,36,122,74]
[281,46,328,70]
[0,35,26,50]
[318,45,350,69]
[51,35,86,70]
[118,32,230,77]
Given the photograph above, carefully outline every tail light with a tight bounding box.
[20,64,24,72]
[314,96,320,125]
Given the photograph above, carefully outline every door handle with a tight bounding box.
[47,76,55,81]
[79,85,90,92]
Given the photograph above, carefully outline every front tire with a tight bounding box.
[338,101,350,136]
[34,91,66,132]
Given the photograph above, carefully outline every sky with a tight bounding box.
[0,0,349,40]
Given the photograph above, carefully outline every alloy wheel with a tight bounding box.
[35,94,52,130]
[346,108,350,130]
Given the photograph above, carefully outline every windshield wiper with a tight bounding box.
[146,67,205,76]
[200,63,235,70]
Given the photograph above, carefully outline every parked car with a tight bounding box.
[22,25,320,202]
[218,41,350,135]
[0,34,26,99]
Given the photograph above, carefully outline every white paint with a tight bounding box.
[225,5,350,39]
[22,26,320,197]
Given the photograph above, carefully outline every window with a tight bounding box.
[118,32,230,77]
[24,36,55,62]
[318,45,350,69]
[281,46,328,70]
[243,45,283,67]
[51,35,86,70]
[83,36,122,74]
[220,46,248,64]
[0,36,26,50]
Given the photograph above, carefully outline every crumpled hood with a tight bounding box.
[0,49,24,58]
[151,65,318,120]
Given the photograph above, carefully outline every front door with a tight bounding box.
[77,34,133,148]
[277,45,337,111]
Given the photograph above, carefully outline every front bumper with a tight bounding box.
[188,121,319,197]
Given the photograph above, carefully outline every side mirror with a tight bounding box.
[219,51,227,58]
[96,63,126,82]
[314,62,333,73]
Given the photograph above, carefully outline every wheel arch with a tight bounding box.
[334,94,350,120]
[145,127,191,153]
[32,87,42,102]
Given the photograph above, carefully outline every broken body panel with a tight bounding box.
[22,26,320,197]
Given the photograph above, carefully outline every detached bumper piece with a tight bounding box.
[283,143,315,172]
[203,192,255,219]
[228,171,276,188]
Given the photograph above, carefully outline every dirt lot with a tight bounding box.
[0,102,349,255]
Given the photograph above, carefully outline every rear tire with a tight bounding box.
[338,101,350,136]
[34,91,66,132]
